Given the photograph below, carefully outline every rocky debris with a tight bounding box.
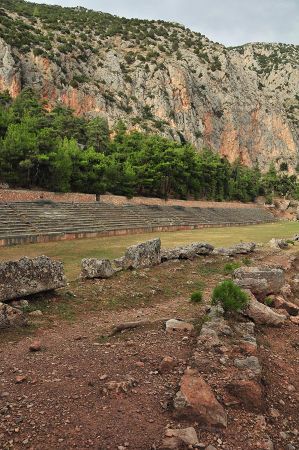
[81,258,115,279]
[174,368,227,428]
[293,234,299,241]
[29,340,42,352]
[213,242,256,256]
[273,296,299,316]
[103,377,138,394]
[290,274,299,297]
[165,319,194,333]
[161,242,214,261]
[0,302,26,328]
[290,316,299,325]
[269,238,289,249]
[0,256,66,302]
[10,299,29,309]
[159,356,176,374]
[234,356,261,376]
[122,238,161,269]
[243,292,286,326]
[226,380,264,411]
[159,427,199,449]
[234,266,285,297]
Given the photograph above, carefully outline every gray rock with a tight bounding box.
[161,242,214,261]
[0,302,26,329]
[293,234,299,241]
[81,258,115,279]
[123,238,161,269]
[234,356,261,375]
[213,242,256,256]
[0,256,66,302]
[234,265,285,297]
[160,427,199,449]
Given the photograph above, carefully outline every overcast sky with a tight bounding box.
[33,0,299,46]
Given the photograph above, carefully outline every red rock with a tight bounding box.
[273,296,299,316]
[226,379,264,411]
[29,340,42,352]
[174,368,227,428]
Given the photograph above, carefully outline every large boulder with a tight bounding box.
[81,258,115,279]
[174,368,227,428]
[161,242,214,261]
[122,238,161,269]
[0,256,66,302]
[234,266,285,297]
[243,292,286,326]
[0,302,26,329]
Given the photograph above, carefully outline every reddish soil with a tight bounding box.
[0,249,298,450]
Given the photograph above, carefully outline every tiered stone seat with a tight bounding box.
[0,201,276,245]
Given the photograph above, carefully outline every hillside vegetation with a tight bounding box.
[0,0,298,172]
[0,90,298,201]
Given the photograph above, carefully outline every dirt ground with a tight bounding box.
[0,246,298,450]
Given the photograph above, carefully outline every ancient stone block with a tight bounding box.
[81,258,115,279]
[0,256,66,302]
[123,238,161,269]
[234,266,285,297]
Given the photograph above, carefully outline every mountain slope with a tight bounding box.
[0,0,298,172]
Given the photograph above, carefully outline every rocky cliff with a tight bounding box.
[0,0,298,172]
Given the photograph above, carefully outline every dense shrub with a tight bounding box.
[211,280,249,312]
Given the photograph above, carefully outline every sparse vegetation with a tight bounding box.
[211,280,249,312]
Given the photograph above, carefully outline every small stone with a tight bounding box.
[29,340,42,352]
[29,310,43,317]
[165,319,194,333]
[15,375,27,384]
[159,357,175,374]
[280,431,288,439]
[135,361,145,368]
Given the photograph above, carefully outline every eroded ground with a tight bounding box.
[0,246,298,450]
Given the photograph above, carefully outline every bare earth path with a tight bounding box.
[0,248,298,450]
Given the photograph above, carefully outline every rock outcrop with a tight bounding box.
[123,238,161,269]
[243,292,286,326]
[0,256,66,302]
[0,3,298,171]
[213,242,256,257]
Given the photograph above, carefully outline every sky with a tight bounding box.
[32,0,299,46]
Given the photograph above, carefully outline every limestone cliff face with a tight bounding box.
[0,2,298,172]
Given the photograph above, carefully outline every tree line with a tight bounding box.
[0,89,298,202]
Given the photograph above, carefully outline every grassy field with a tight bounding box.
[0,221,297,280]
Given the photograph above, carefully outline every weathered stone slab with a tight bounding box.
[123,238,161,269]
[213,242,256,256]
[81,258,115,279]
[234,265,285,297]
[0,256,66,302]
[0,302,27,328]
[161,242,214,261]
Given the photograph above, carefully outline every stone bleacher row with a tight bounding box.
[0,201,275,243]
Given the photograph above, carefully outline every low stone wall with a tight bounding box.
[0,222,268,248]
[0,189,95,203]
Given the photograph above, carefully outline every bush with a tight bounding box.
[223,262,241,275]
[211,280,249,312]
[190,290,203,303]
